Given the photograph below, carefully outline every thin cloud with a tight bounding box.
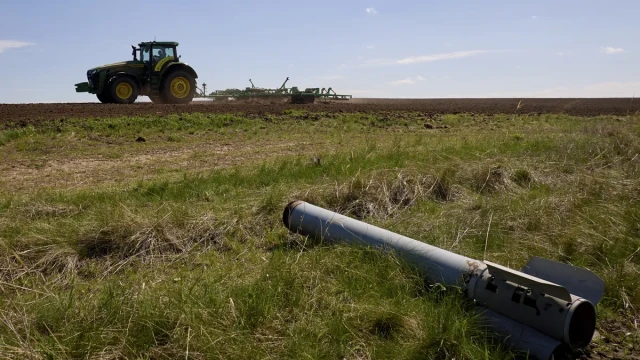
[361,58,395,67]
[0,40,35,54]
[320,75,345,80]
[389,76,426,86]
[601,46,625,54]
[366,45,374,49]
[531,15,537,20]
[354,50,502,69]
[397,50,497,65]
[556,51,573,56]
[390,78,415,86]
[366,7,378,15]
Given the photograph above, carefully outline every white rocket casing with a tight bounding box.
[282,200,605,359]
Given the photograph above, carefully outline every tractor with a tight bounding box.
[74,41,198,104]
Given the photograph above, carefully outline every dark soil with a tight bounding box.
[1,98,638,127]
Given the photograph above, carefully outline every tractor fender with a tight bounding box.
[97,71,141,95]
[108,72,142,90]
[161,63,198,80]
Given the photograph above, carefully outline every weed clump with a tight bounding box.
[430,167,457,202]
[472,165,507,194]
[296,168,460,220]
[77,215,227,263]
[302,171,431,220]
[1,243,79,282]
[511,168,534,188]
[370,313,404,339]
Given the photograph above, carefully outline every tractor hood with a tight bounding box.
[91,61,142,71]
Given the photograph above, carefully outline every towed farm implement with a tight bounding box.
[195,77,352,104]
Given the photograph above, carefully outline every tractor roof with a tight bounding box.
[138,41,179,47]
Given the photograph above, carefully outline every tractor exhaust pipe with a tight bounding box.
[282,200,605,360]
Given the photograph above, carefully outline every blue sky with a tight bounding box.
[1,0,638,103]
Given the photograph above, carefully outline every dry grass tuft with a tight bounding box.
[293,168,464,221]
[300,171,432,220]
[149,344,206,360]
[511,168,534,188]
[0,214,230,283]
[1,243,79,283]
[369,313,404,339]
[471,164,509,194]
[18,203,80,219]
[0,308,43,360]
[429,167,457,202]
[78,215,228,263]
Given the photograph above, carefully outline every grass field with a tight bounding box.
[0,111,639,359]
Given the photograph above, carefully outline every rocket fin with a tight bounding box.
[484,261,572,301]
[521,257,605,305]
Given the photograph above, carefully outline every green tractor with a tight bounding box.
[75,41,198,104]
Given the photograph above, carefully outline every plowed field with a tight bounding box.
[1,98,638,126]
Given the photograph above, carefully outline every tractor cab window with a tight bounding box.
[152,46,175,62]
[139,45,175,64]
[140,46,150,63]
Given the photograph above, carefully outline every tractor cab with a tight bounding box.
[75,40,198,104]
[132,41,179,76]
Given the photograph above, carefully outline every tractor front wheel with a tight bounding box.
[97,92,113,104]
[161,71,196,104]
[109,76,139,104]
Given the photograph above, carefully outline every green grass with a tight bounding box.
[0,111,639,359]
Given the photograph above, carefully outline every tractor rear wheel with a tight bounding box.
[109,76,139,104]
[161,71,196,104]
[97,92,113,104]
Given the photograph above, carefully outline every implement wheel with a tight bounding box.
[161,71,196,104]
[108,76,139,104]
[291,94,315,104]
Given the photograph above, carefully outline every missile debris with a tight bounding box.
[282,200,605,359]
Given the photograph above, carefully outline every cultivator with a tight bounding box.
[195,77,351,104]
